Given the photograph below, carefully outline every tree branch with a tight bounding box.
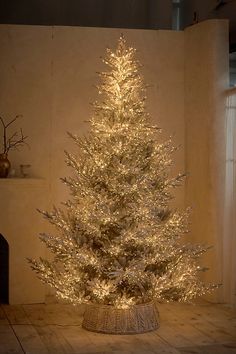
[1,115,28,154]
[6,128,28,154]
[5,114,22,128]
[0,116,7,154]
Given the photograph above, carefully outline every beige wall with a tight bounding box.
[0,25,185,304]
[0,25,185,201]
[0,21,229,304]
[49,27,185,206]
[184,20,229,302]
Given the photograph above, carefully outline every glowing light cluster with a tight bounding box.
[28,36,215,308]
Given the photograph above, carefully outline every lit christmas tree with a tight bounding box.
[29,37,214,312]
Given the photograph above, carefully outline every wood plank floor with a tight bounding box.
[0,301,235,354]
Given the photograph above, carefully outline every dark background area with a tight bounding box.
[0,0,235,37]
[0,0,236,84]
[0,234,9,304]
[0,0,172,29]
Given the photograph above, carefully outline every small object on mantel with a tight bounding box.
[0,153,11,178]
[8,167,16,178]
[20,164,31,178]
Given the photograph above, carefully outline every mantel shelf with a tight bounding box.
[0,178,47,186]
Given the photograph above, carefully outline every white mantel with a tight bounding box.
[0,178,49,304]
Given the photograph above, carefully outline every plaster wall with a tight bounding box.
[0,21,229,304]
[49,27,185,207]
[184,20,229,302]
[0,25,185,303]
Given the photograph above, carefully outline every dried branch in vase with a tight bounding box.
[0,114,29,155]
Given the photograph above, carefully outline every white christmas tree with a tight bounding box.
[29,36,214,309]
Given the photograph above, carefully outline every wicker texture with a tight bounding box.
[82,302,159,334]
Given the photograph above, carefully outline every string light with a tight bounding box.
[28,36,216,308]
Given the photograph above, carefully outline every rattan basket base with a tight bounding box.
[82,301,159,334]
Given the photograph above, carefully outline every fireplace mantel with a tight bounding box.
[0,178,49,304]
[0,178,47,185]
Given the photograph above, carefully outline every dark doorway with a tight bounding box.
[0,234,9,303]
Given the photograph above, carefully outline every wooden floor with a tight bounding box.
[0,301,236,354]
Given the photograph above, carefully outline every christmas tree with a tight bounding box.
[29,37,214,309]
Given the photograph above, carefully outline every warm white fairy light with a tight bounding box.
[115,294,136,309]
[28,36,215,308]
